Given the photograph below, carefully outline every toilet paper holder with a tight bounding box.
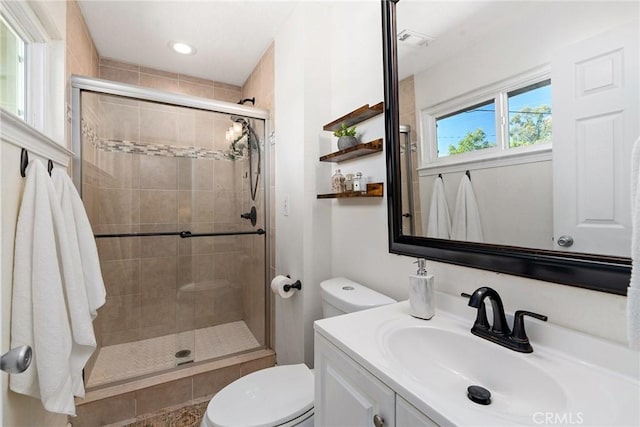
[284,276,302,292]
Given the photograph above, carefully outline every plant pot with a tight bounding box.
[337,136,359,150]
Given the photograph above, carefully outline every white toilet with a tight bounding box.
[201,277,396,427]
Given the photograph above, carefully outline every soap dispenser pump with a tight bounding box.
[409,258,435,319]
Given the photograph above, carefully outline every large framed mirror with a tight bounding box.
[381,0,638,295]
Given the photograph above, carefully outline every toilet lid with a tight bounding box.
[205,364,314,427]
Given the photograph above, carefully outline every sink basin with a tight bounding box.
[381,325,567,423]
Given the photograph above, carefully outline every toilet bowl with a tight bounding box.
[201,277,395,427]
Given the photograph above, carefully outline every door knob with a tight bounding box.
[1,345,32,374]
[557,235,574,247]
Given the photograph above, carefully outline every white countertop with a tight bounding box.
[314,292,640,426]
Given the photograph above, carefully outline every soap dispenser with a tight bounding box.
[409,258,435,319]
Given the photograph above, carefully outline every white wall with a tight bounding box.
[274,2,333,367]
[274,0,630,359]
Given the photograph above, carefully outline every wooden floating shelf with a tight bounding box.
[317,182,384,199]
[322,102,384,132]
[319,139,383,163]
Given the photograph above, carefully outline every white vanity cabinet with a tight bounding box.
[315,333,438,427]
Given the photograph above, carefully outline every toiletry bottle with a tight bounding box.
[331,169,345,193]
[409,258,435,319]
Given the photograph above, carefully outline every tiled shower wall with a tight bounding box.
[399,75,422,236]
[85,95,259,349]
[241,43,275,346]
[79,58,270,354]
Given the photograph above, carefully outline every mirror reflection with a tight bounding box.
[396,0,638,258]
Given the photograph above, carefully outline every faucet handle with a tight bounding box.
[511,310,548,344]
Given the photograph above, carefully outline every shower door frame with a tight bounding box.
[70,75,272,352]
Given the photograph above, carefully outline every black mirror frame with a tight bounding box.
[381,0,630,296]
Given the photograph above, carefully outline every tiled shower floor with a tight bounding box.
[86,321,260,387]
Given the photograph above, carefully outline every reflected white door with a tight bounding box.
[552,21,639,257]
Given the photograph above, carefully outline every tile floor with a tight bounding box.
[87,321,260,387]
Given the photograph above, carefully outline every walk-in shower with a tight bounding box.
[70,76,270,388]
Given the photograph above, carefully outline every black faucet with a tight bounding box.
[462,287,548,353]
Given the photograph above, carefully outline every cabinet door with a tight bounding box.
[315,334,395,427]
[396,396,439,427]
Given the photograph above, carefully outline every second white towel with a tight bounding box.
[52,168,104,397]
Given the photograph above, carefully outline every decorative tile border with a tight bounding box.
[96,138,243,161]
[80,119,247,161]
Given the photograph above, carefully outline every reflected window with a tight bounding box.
[508,80,552,148]
[436,100,496,157]
[0,14,26,119]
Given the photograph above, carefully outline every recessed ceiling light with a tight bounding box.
[169,41,196,55]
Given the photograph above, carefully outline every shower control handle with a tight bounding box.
[240,206,257,226]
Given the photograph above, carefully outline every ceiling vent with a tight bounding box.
[397,29,434,48]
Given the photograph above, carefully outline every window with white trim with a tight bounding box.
[0,14,26,119]
[425,75,552,163]
[0,2,65,143]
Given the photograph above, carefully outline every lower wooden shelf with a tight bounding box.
[317,182,384,199]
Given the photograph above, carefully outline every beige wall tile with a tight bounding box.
[177,158,214,191]
[140,291,177,330]
[139,190,177,224]
[192,365,241,399]
[140,107,178,145]
[139,155,178,190]
[178,80,215,99]
[74,392,136,427]
[100,65,140,85]
[96,235,140,261]
[214,81,241,91]
[240,354,275,376]
[100,294,140,333]
[140,73,180,93]
[101,259,140,296]
[178,190,214,223]
[100,57,140,71]
[213,87,241,103]
[180,74,215,86]
[141,66,178,79]
[140,235,178,258]
[140,256,178,295]
[135,378,192,415]
[98,189,139,225]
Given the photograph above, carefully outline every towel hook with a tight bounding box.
[466,170,471,180]
[47,160,54,176]
[20,149,28,177]
[438,173,443,180]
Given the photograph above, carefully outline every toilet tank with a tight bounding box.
[320,277,396,318]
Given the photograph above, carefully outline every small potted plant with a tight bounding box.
[333,123,359,150]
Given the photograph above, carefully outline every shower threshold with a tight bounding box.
[86,320,260,388]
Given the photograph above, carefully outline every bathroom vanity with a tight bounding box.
[314,292,640,426]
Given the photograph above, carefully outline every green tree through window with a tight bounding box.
[448,128,491,155]
[509,105,552,147]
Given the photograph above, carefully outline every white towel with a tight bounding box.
[426,177,451,239]
[51,168,106,318]
[52,168,104,397]
[451,174,484,242]
[10,160,76,415]
[628,137,640,349]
